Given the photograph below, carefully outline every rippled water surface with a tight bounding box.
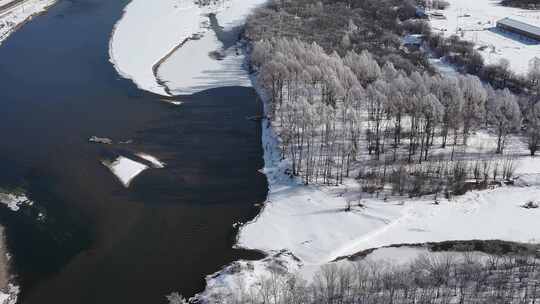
[0,0,267,303]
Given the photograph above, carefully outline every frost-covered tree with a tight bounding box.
[260,58,288,116]
[418,93,444,162]
[487,89,521,154]
[432,76,463,150]
[526,102,540,156]
[388,75,409,159]
[252,34,528,190]
[459,75,487,145]
[366,80,389,159]
[343,50,381,86]
[528,57,540,94]
[381,62,399,82]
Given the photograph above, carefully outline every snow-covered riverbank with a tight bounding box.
[109,0,265,96]
[0,191,27,304]
[194,76,540,303]
[0,0,56,45]
[112,1,540,302]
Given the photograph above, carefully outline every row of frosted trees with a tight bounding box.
[252,38,535,187]
[211,252,540,304]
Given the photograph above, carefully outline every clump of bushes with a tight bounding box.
[522,200,539,209]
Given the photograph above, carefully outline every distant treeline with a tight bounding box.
[500,0,540,9]
[246,0,432,74]
[208,247,540,304]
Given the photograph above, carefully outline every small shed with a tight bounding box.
[496,17,540,41]
[415,7,428,19]
[403,34,424,46]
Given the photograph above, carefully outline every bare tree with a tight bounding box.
[526,102,540,156]
[487,89,521,154]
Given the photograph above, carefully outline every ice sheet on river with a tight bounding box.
[109,0,266,96]
[102,156,148,188]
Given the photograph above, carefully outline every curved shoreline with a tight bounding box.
[194,39,540,304]
[108,0,203,96]
[0,1,57,302]
[0,192,30,304]
[0,0,57,45]
[109,0,265,97]
[0,225,17,304]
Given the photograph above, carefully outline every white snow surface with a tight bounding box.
[109,0,205,95]
[428,0,540,75]
[0,0,56,45]
[102,156,148,188]
[156,30,251,95]
[135,152,165,168]
[0,0,15,6]
[238,118,540,265]
[156,0,266,94]
[0,284,19,304]
[196,245,491,302]
[110,0,266,96]
[0,192,32,212]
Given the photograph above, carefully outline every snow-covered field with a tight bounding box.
[428,0,540,74]
[0,0,56,45]
[237,107,540,266]
[102,156,148,188]
[109,0,266,96]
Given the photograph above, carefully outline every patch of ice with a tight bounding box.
[135,153,166,169]
[102,156,148,187]
[88,136,113,144]
[160,99,183,106]
[109,0,205,96]
[0,192,32,212]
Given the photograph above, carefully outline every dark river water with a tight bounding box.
[0,0,267,303]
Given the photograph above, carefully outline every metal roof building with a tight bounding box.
[496,17,540,41]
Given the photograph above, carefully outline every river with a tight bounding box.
[0,0,267,303]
